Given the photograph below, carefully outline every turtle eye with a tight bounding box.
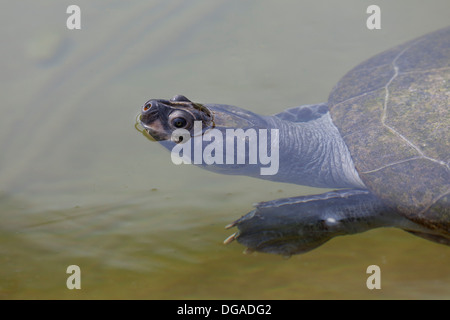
[169,111,193,130]
[172,117,187,128]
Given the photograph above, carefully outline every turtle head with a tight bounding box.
[139,95,214,142]
[139,95,266,143]
[138,94,276,177]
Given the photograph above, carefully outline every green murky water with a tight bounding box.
[1,0,449,299]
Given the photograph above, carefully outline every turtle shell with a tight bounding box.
[328,27,450,237]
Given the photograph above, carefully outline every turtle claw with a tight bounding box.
[223,232,239,245]
[243,247,255,255]
[224,221,237,229]
[225,210,256,230]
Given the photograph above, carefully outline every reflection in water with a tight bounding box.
[1,190,449,299]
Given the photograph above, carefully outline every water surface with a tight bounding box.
[1,0,449,299]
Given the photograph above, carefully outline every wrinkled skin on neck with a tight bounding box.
[139,95,364,189]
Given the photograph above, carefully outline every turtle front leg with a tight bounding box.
[224,189,405,256]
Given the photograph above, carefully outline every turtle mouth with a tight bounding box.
[135,114,158,142]
[141,123,170,141]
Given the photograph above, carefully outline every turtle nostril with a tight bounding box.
[142,102,152,113]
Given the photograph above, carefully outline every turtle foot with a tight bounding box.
[223,208,331,256]
[223,189,395,256]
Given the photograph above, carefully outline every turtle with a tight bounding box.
[138,26,450,256]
